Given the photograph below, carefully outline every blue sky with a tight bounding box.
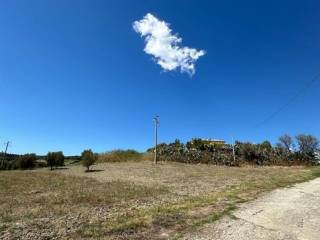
[1,0,319,155]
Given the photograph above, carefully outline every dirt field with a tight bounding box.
[1,161,319,240]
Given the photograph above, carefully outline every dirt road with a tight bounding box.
[184,178,320,240]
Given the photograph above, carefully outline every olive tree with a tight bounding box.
[46,151,65,170]
[81,149,97,172]
[46,152,56,170]
[54,151,65,168]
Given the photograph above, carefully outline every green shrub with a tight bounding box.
[35,161,48,168]
[0,160,16,170]
[81,149,97,171]
[16,154,36,169]
[46,151,65,170]
[47,152,55,170]
[54,151,65,167]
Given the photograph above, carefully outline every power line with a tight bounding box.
[255,73,320,128]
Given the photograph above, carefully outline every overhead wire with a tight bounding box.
[255,73,320,128]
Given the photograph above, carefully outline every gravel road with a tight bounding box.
[184,178,320,240]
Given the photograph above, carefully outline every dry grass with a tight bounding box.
[1,162,319,239]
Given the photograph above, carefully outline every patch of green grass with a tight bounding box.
[311,166,320,177]
[108,216,150,234]
[192,204,237,227]
[75,222,106,238]
[64,158,81,166]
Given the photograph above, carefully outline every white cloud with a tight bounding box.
[133,13,205,76]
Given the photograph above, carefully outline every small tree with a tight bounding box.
[47,151,65,170]
[81,149,97,172]
[46,152,55,170]
[54,151,65,168]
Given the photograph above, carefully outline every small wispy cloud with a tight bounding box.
[133,13,205,76]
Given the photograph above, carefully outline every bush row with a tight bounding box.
[0,152,65,171]
[0,154,40,170]
[149,134,320,166]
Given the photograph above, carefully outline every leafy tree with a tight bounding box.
[259,141,272,151]
[54,151,65,167]
[257,141,273,165]
[296,134,319,155]
[81,149,97,172]
[46,152,56,170]
[46,152,65,170]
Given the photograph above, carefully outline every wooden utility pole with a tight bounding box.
[1,141,10,166]
[153,116,160,164]
[231,136,236,162]
[4,141,10,154]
